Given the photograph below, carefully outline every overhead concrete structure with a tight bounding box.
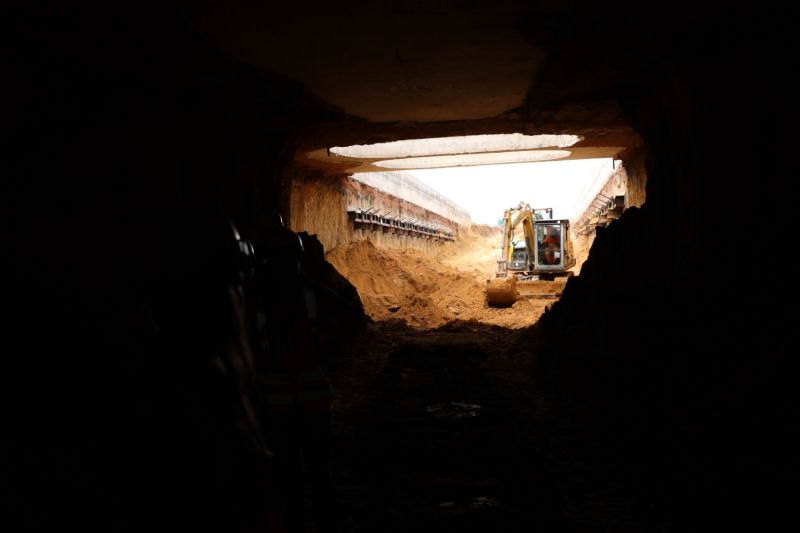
[177,1,545,123]
[330,134,582,159]
[307,134,629,174]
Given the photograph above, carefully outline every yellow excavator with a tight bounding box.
[485,202,576,307]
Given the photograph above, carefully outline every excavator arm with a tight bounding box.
[497,208,514,275]
[515,208,536,272]
[499,203,537,272]
[486,202,536,306]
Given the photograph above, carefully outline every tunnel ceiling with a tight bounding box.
[178,1,546,123]
[176,1,646,175]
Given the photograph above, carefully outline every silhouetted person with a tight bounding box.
[250,215,337,533]
[141,212,288,533]
[298,231,367,359]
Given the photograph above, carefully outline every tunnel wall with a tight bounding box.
[5,5,355,531]
[516,8,793,532]
[621,146,647,209]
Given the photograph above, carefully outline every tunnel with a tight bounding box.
[5,2,795,532]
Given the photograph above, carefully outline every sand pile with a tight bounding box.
[326,225,563,329]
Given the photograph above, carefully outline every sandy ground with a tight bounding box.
[326,225,568,330]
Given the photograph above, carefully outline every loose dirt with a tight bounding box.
[326,225,568,330]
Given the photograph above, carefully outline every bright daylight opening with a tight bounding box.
[328,154,622,329]
[407,158,615,225]
[330,133,582,159]
[374,149,572,169]
[328,134,625,330]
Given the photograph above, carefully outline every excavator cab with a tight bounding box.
[532,220,575,279]
[535,222,563,265]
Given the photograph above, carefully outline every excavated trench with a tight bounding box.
[308,218,585,531]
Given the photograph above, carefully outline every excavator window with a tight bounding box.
[538,225,562,266]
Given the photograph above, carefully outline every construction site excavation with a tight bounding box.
[285,146,642,531]
[295,139,636,329]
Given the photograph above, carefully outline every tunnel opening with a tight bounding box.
[293,134,639,330]
[290,137,646,531]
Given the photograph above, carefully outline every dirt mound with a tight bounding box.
[326,234,559,330]
[469,223,501,238]
[438,225,500,277]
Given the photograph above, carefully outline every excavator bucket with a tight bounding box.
[485,276,519,307]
